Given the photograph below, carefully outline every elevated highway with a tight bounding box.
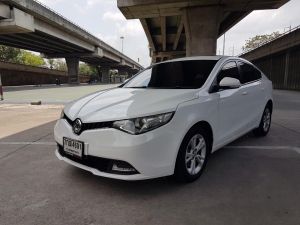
[0,0,143,83]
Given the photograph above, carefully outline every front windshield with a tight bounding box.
[123,60,218,89]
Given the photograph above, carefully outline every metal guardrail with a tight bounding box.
[31,0,143,68]
[241,25,300,56]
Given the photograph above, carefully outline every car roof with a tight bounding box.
[157,55,233,64]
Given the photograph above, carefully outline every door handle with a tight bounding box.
[242,91,248,95]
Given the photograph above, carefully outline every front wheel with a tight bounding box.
[174,127,211,183]
[253,105,272,137]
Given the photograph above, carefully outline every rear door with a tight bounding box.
[237,61,264,127]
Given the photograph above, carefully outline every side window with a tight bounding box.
[238,61,262,84]
[217,61,240,83]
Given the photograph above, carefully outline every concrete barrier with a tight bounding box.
[0,73,3,100]
[0,61,90,86]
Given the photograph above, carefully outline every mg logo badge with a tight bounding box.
[73,118,82,135]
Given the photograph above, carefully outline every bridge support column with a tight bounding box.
[95,66,102,83]
[183,6,222,56]
[66,57,79,84]
[101,67,110,83]
[127,70,137,78]
[118,68,128,77]
[284,50,290,88]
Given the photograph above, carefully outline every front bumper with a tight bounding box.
[54,118,181,180]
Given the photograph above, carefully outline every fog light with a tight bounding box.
[110,161,138,174]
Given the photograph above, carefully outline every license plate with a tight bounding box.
[63,137,84,158]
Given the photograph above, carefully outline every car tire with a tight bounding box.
[253,105,272,137]
[174,126,211,183]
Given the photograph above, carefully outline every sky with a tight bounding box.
[38,0,300,67]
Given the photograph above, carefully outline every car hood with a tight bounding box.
[64,87,198,122]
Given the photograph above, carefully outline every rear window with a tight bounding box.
[123,60,218,89]
[238,61,262,84]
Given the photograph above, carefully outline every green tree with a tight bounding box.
[79,63,97,76]
[20,51,45,67]
[47,59,55,69]
[53,59,67,71]
[242,32,281,52]
[0,45,22,63]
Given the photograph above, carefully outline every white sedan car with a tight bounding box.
[54,56,273,182]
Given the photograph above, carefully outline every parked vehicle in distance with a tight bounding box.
[54,56,273,182]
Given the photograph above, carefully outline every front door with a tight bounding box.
[215,61,248,145]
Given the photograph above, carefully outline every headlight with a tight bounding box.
[113,112,174,135]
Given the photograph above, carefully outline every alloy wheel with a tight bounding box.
[185,134,207,176]
[263,108,271,132]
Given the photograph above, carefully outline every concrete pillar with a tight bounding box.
[127,70,137,78]
[284,50,290,88]
[118,68,128,76]
[183,6,222,56]
[95,66,102,83]
[101,67,110,83]
[65,57,79,84]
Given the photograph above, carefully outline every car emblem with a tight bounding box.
[73,118,82,135]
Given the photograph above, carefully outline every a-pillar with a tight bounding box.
[183,6,222,56]
[101,66,110,83]
[65,57,80,84]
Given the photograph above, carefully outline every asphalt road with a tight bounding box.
[0,90,299,225]
[1,84,118,104]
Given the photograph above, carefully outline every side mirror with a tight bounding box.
[219,77,241,89]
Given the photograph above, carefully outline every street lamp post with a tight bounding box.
[120,36,124,53]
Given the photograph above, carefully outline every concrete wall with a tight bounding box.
[0,61,89,86]
[253,45,300,91]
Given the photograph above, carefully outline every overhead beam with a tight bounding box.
[27,32,82,52]
[7,34,72,53]
[0,3,11,19]
[44,47,103,59]
[34,19,95,52]
[0,36,57,53]
[160,16,166,51]
[173,17,183,50]
[103,51,121,63]
[118,0,290,19]
[43,52,94,59]
[0,39,54,54]
[153,50,185,58]
[0,7,34,34]
[218,11,249,36]
[140,18,156,51]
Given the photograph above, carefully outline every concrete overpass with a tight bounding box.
[0,0,143,83]
[118,0,289,63]
[241,25,300,90]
